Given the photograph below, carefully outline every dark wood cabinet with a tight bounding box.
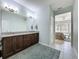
[2,33,39,59]
[2,37,14,58]
[30,34,38,44]
[23,33,39,48]
[14,35,23,52]
[31,33,39,44]
[23,35,31,48]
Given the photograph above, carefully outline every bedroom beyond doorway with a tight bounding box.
[55,12,71,42]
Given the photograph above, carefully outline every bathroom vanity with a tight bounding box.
[1,32,39,59]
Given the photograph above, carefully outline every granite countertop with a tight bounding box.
[1,31,39,37]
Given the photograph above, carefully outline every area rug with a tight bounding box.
[8,43,60,59]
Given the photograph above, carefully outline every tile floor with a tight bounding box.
[52,39,74,59]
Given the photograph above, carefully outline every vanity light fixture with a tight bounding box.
[3,3,18,13]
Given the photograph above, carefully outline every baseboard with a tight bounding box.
[39,42,59,50]
[39,42,54,49]
[73,47,78,58]
[39,42,50,47]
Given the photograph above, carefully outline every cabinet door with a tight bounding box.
[35,33,39,43]
[14,35,23,52]
[23,33,39,48]
[2,37,14,58]
[30,33,39,44]
[23,35,31,48]
[30,34,36,44]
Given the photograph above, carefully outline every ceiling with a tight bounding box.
[14,0,73,12]
[51,0,73,10]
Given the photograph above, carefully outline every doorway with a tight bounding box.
[52,12,72,59]
[55,12,71,43]
[51,12,72,51]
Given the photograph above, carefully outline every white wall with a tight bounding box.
[37,6,51,45]
[49,7,55,46]
[0,0,2,41]
[50,16,55,46]
[26,10,38,31]
[2,10,26,32]
[26,18,38,31]
[72,0,78,58]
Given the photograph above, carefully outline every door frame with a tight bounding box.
[50,11,73,46]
